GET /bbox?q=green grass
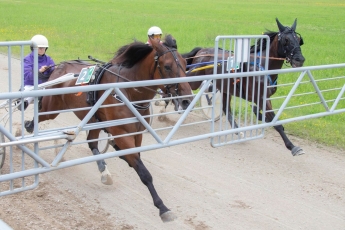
[1,0,344,150]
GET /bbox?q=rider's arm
[23,54,34,85]
[46,55,55,75]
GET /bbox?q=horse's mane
[111,34,178,67]
[111,42,153,68]
[114,44,130,57]
[250,30,278,53]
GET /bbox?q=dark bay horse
[24,35,193,222]
[182,18,305,156]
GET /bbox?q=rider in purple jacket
[19,34,55,111]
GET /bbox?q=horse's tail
[182,47,203,65]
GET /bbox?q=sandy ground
[0,54,345,230]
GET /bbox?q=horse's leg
[252,104,263,121]
[264,100,305,156]
[222,94,244,137]
[110,138,175,222]
[252,88,277,121]
[87,129,113,185]
[154,88,168,106]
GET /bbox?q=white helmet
[31,34,49,48]
[147,26,162,36]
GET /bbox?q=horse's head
[150,35,193,110]
[276,18,305,67]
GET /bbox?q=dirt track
[0,54,345,230]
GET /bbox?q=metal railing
[1,38,345,196]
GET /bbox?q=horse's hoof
[155,101,166,106]
[158,114,167,122]
[291,146,305,156]
[160,211,176,223]
[101,166,113,185]
[24,120,34,133]
[101,174,113,185]
[236,132,245,139]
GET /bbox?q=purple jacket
[23,52,55,86]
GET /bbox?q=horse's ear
[276,18,285,32]
[291,18,297,31]
[297,33,304,46]
[163,34,178,49]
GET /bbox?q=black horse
[182,18,305,156]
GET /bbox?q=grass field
[0,0,344,149]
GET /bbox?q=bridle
[277,28,304,65]
[152,46,186,98]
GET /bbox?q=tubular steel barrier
[1,37,345,196]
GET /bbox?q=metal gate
[208,36,345,148]
[1,37,345,197]
[208,35,270,147]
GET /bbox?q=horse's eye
[164,66,172,71]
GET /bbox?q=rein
[186,53,286,61]
[96,65,164,97]
[92,46,183,102]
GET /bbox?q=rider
[146,26,163,45]
[146,26,164,103]
[18,34,55,111]
[146,26,167,104]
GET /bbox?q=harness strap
[113,95,150,110]
[86,63,113,106]
[250,51,277,86]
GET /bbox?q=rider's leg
[17,85,41,111]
